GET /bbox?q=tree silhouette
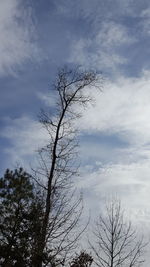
[0,168,44,266]
[70,251,93,267]
[33,67,99,266]
[90,200,146,267]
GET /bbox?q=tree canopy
[0,168,44,266]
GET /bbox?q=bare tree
[33,67,99,266]
[90,200,146,267]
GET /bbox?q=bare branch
[32,67,101,267]
[90,200,146,267]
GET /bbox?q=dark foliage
[0,168,44,267]
[70,251,93,267]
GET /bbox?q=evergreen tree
[0,168,44,266]
[70,251,93,267]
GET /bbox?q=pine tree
[70,251,93,267]
[0,168,44,266]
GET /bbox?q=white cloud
[0,0,38,76]
[141,8,150,18]
[140,7,150,35]
[96,21,135,48]
[37,91,57,108]
[74,70,150,238]
[78,158,150,229]
[55,0,138,20]
[1,116,49,166]
[69,21,135,71]
[78,70,150,146]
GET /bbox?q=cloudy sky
[1,0,150,262]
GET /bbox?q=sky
[1,0,150,264]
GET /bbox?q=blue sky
[1,0,150,263]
